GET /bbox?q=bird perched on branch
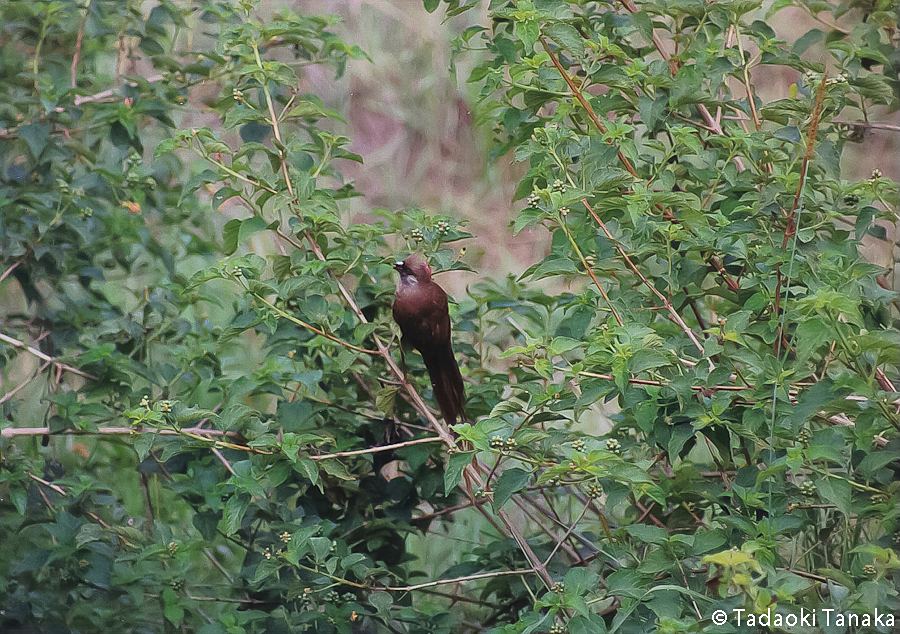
[392,254,466,425]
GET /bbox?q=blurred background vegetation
[305,0,899,288]
[1,0,898,632]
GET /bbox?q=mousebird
[392,255,466,425]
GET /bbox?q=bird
[392,254,467,425]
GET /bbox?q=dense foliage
[0,0,897,633]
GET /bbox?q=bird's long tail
[421,341,466,425]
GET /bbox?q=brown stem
[773,74,828,356]
[72,5,88,88]
[539,37,637,178]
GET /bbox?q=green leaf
[310,536,332,561]
[857,452,898,479]
[223,494,250,535]
[544,23,584,57]
[253,558,281,584]
[193,511,219,541]
[223,106,267,129]
[773,126,800,142]
[816,477,852,516]
[19,123,51,158]
[564,567,600,595]
[286,100,327,119]
[492,467,531,511]
[213,186,241,207]
[549,336,581,356]
[516,19,540,51]
[133,432,155,461]
[369,590,393,616]
[223,219,241,255]
[376,386,398,417]
[692,528,727,554]
[445,450,475,495]
[625,523,668,545]
[238,215,271,244]
[154,137,181,157]
[319,459,354,481]
[164,602,184,627]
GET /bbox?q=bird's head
[394,254,432,284]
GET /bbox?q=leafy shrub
[1,0,897,633]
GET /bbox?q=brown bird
[392,254,467,425]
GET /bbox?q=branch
[581,201,710,360]
[72,4,88,89]
[1,360,52,404]
[374,569,535,593]
[310,436,443,460]
[26,471,67,496]
[1,426,239,439]
[249,290,379,355]
[773,74,827,356]
[0,332,97,379]
[539,37,637,178]
[0,259,23,284]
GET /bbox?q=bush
[1,0,897,632]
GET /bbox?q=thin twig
[211,447,236,476]
[156,593,265,604]
[72,2,89,88]
[724,115,900,133]
[310,436,443,460]
[0,259,23,284]
[376,569,535,593]
[542,503,589,567]
[250,291,378,355]
[582,201,710,359]
[0,332,97,379]
[1,426,237,438]
[1,360,52,404]
[203,547,235,583]
[26,471,67,496]
[773,73,827,356]
[512,496,581,563]
[539,37,637,178]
